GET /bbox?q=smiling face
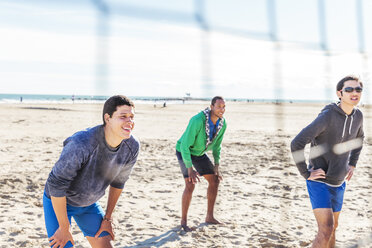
[104,105,135,142]
[337,80,362,107]
[210,99,226,119]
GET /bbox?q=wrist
[103,216,113,222]
[59,223,70,231]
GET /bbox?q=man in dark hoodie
[291,76,364,248]
[43,95,139,248]
[176,96,227,232]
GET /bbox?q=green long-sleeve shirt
[176,110,227,168]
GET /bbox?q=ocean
[0,94,329,105]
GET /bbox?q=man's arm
[180,116,203,184]
[348,122,364,167]
[46,140,87,247]
[212,122,226,181]
[49,196,74,247]
[46,140,86,197]
[290,111,329,179]
[180,116,202,169]
[95,186,123,240]
[346,121,364,181]
[96,144,139,239]
[212,122,226,166]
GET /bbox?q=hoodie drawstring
[349,115,353,135]
[342,114,354,138]
[342,115,348,138]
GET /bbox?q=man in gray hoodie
[43,95,139,248]
[291,75,364,248]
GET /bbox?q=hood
[202,107,224,148]
[321,102,356,116]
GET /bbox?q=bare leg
[328,212,340,248]
[86,235,112,248]
[181,178,195,231]
[203,174,221,224]
[312,208,334,248]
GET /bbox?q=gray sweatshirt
[44,125,139,207]
[291,103,364,186]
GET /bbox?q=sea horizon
[0,93,336,105]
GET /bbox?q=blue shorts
[176,150,215,178]
[43,193,109,248]
[306,180,346,212]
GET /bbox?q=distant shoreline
[0,93,345,105]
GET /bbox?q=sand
[0,102,371,248]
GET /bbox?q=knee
[318,223,334,239]
[185,182,195,193]
[209,176,220,187]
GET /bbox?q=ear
[336,90,342,99]
[104,113,111,125]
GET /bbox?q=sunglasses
[342,87,363,93]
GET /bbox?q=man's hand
[214,164,222,181]
[307,168,326,181]
[188,167,200,184]
[95,217,115,240]
[49,226,74,248]
[345,165,355,181]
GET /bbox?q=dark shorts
[306,180,346,212]
[176,150,215,178]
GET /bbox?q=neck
[210,112,219,124]
[339,102,354,115]
[103,126,122,148]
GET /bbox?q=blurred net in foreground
[89,0,372,246]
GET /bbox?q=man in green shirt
[176,96,227,232]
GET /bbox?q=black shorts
[176,150,215,178]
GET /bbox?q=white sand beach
[0,102,371,247]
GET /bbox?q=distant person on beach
[43,95,139,248]
[291,76,364,247]
[176,96,227,232]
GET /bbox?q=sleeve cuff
[348,160,357,167]
[110,182,125,189]
[48,190,67,198]
[185,162,193,168]
[301,171,310,180]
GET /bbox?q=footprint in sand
[16,240,31,247]
[299,240,311,247]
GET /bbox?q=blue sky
[0,0,371,102]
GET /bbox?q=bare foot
[205,217,222,225]
[181,221,195,232]
[181,224,193,232]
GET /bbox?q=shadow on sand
[123,226,182,248]
[122,223,215,248]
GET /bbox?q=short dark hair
[336,75,363,91]
[102,95,134,126]
[211,96,224,106]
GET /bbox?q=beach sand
[0,102,371,247]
